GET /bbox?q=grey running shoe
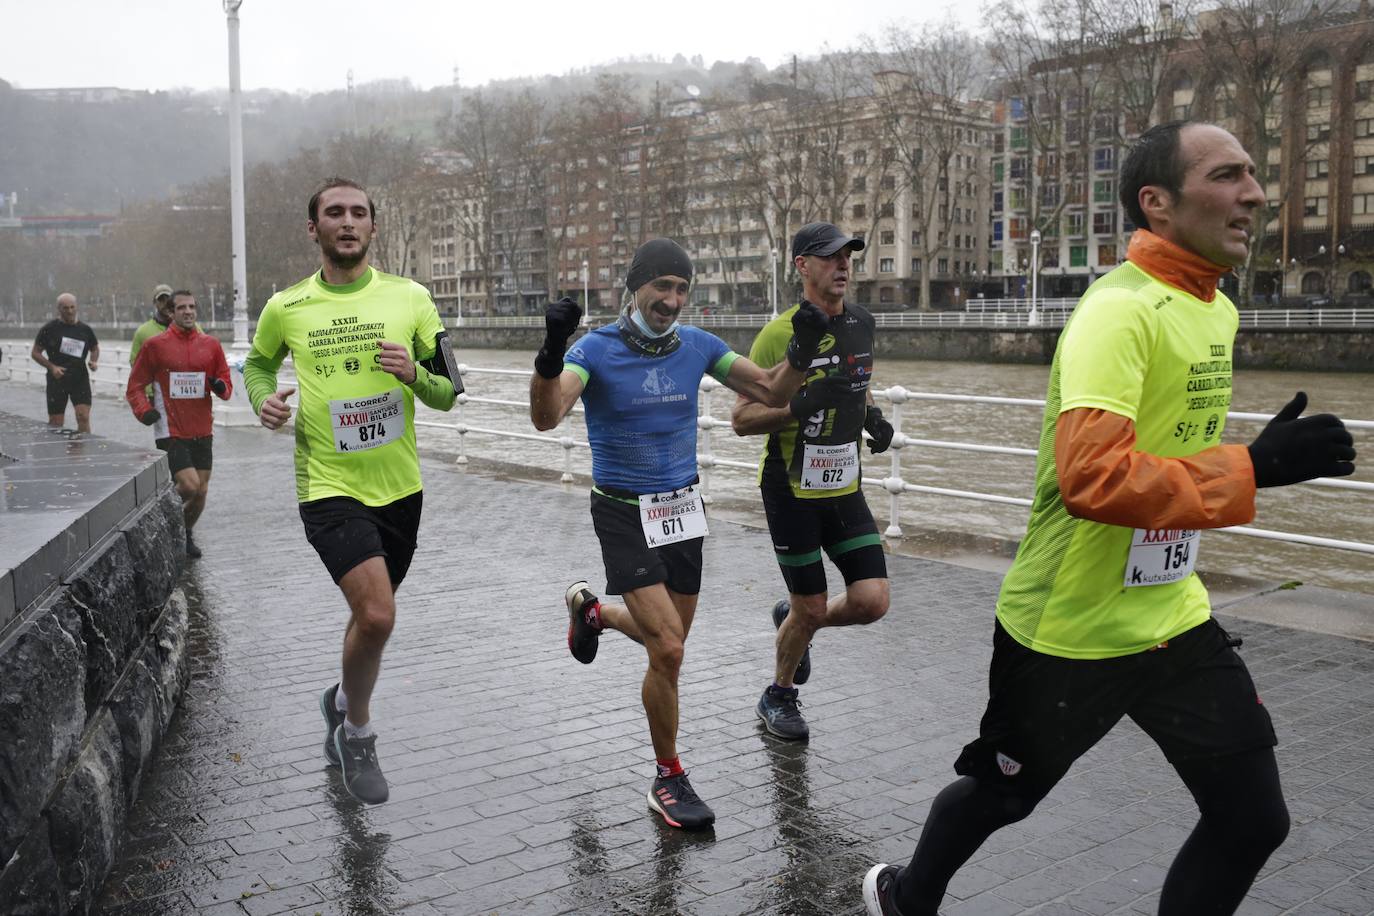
[862,863,904,915]
[565,580,601,664]
[185,534,202,559]
[333,725,389,805]
[647,772,716,829]
[756,684,809,740]
[319,684,344,767]
[772,599,811,685]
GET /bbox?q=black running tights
[892,748,1289,915]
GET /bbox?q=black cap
[791,222,865,259]
[625,238,694,292]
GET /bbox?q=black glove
[534,296,583,379]
[789,376,852,422]
[1247,391,1356,488]
[864,405,895,454]
[209,377,227,396]
[785,300,829,371]
[139,409,161,426]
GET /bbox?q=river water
[422,347,1373,596]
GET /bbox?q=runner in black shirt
[31,293,100,432]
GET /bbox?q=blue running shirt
[564,325,738,493]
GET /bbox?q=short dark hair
[171,289,195,300]
[307,177,376,223]
[1119,121,1192,232]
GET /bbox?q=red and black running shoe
[647,772,715,829]
[565,580,601,664]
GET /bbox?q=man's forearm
[529,374,566,430]
[732,400,794,436]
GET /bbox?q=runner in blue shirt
[530,238,836,829]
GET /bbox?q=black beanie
[625,238,693,292]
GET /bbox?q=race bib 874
[329,389,405,453]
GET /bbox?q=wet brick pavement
[2,381,1373,915]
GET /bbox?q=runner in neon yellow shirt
[129,284,175,367]
[245,178,459,806]
[864,123,1357,916]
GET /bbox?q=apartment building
[424,84,996,314]
[990,4,1374,304]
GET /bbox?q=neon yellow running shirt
[748,303,875,499]
[995,261,1238,659]
[244,268,451,506]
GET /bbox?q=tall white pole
[1028,229,1041,327]
[456,268,463,327]
[581,259,589,325]
[225,1,249,351]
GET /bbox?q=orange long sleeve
[1055,408,1257,530]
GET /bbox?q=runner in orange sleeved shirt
[126,290,233,559]
[862,122,1357,916]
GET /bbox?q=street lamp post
[1334,243,1347,301]
[769,247,779,319]
[455,268,463,327]
[581,259,589,325]
[1316,244,1345,300]
[1028,228,1042,326]
[224,0,249,352]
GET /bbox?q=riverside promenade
[2,381,1372,915]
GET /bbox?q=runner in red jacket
[127,290,233,559]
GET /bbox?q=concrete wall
[0,414,189,915]
[447,326,1374,372]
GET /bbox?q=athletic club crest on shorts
[996,751,1022,776]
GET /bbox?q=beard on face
[320,234,371,270]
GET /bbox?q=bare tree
[866,21,983,309]
[1200,0,1346,304]
[440,90,503,314]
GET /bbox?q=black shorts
[156,436,213,474]
[759,471,887,596]
[954,619,1278,796]
[299,492,423,587]
[590,489,704,596]
[46,372,92,415]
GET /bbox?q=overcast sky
[4,0,984,94]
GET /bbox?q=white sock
[343,717,375,740]
[334,682,348,713]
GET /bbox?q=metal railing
[3,345,1370,557]
[432,308,1374,330]
[416,365,1374,558]
[1,341,145,394]
[10,308,1374,335]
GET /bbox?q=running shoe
[333,725,389,805]
[185,534,203,559]
[319,683,344,766]
[771,599,811,685]
[647,772,715,829]
[756,684,810,740]
[862,863,904,915]
[565,580,601,664]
